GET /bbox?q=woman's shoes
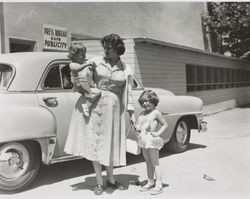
[106,180,126,190]
[93,184,104,195]
[93,181,126,195]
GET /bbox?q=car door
[126,76,145,155]
[36,61,80,158]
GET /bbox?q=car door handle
[43,97,58,106]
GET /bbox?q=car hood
[144,87,175,96]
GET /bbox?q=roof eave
[133,37,250,63]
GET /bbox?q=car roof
[0,52,68,64]
[0,52,95,91]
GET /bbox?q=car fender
[163,113,200,140]
[158,95,203,114]
[33,137,57,165]
[158,95,203,140]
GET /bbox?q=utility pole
[0,2,5,54]
[202,2,212,52]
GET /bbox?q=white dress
[137,115,164,150]
[64,56,134,167]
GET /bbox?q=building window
[186,64,250,92]
[9,38,36,53]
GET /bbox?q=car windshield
[0,64,13,89]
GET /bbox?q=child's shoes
[82,104,90,117]
[150,186,163,195]
[139,183,154,192]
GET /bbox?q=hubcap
[0,143,30,181]
[176,121,188,145]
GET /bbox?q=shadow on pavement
[188,143,207,150]
[30,158,93,190]
[28,142,206,191]
[70,174,169,194]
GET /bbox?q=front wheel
[0,141,41,193]
[166,119,190,153]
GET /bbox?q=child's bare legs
[148,148,163,195]
[77,81,91,117]
[140,148,155,191]
[82,87,101,117]
[142,148,155,181]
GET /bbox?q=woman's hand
[130,115,136,130]
[87,61,97,68]
[128,111,136,130]
[91,61,97,68]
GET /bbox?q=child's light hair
[138,89,159,107]
[68,41,87,60]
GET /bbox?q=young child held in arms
[68,41,101,117]
[135,90,168,195]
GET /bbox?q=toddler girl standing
[135,90,168,195]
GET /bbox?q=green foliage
[202,2,250,58]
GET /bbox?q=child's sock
[155,180,162,188]
[148,179,155,186]
[150,180,163,195]
[139,179,154,192]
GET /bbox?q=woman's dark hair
[138,90,159,107]
[68,41,87,60]
[101,33,125,56]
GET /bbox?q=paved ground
[1,107,250,199]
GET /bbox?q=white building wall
[2,2,205,53]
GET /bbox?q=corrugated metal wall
[81,38,250,106]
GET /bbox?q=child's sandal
[150,186,163,195]
[139,183,154,192]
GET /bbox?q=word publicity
[43,24,68,50]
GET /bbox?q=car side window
[132,76,144,90]
[44,65,61,89]
[43,63,73,90]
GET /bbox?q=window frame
[9,37,36,53]
[40,60,71,91]
[186,64,250,93]
[131,75,144,91]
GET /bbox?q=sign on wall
[43,24,68,51]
